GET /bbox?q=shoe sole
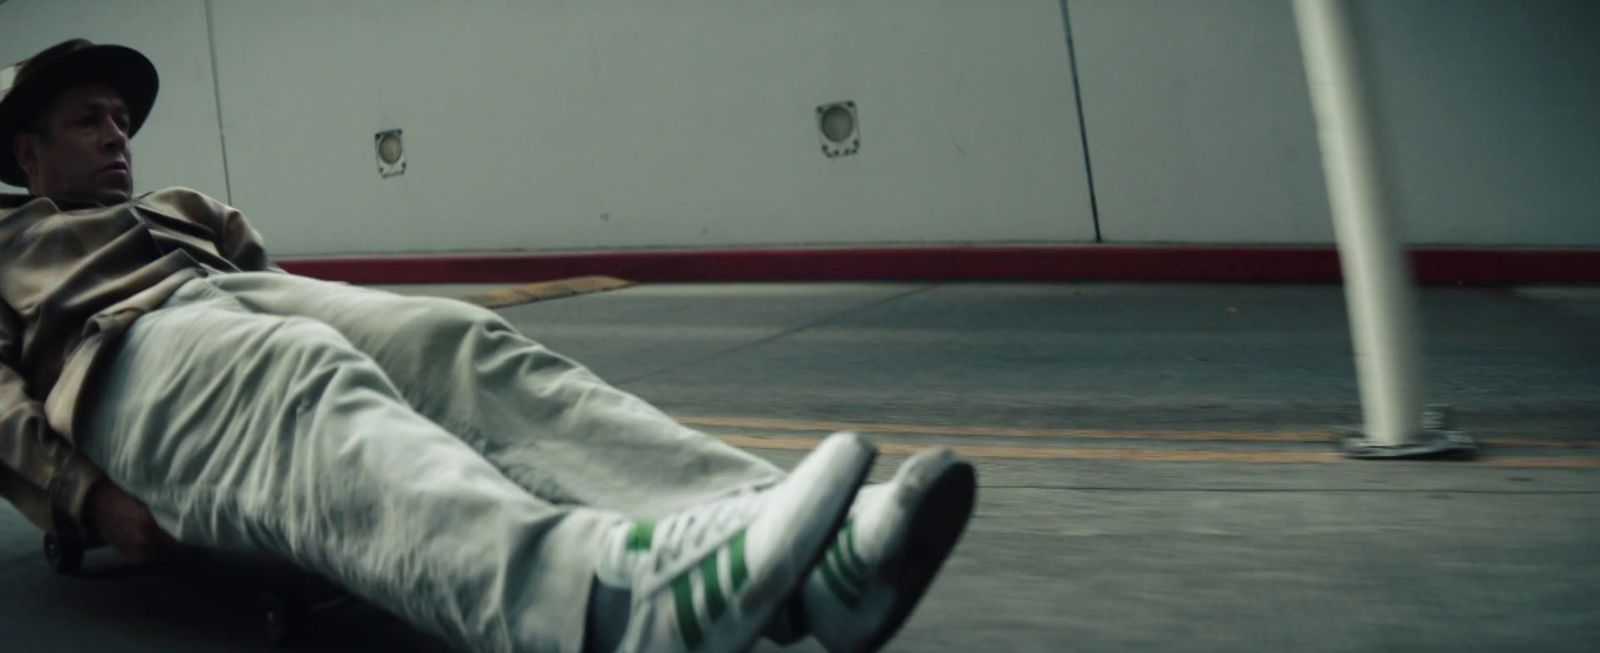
[855,450,977,653]
[731,434,878,653]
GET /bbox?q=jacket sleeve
[148,187,284,273]
[0,301,105,539]
[214,201,285,274]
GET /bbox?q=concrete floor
[2,282,1598,652]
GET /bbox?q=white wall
[1353,0,1600,246]
[0,0,228,200]
[206,0,1095,255]
[3,1,1597,254]
[1069,0,1600,246]
[1068,0,1334,244]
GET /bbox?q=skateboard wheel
[260,589,310,646]
[43,534,84,575]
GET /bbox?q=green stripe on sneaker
[840,521,870,579]
[671,574,704,648]
[700,552,728,621]
[729,531,750,591]
[833,523,869,589]
[830,541,866,593]
[818,550,862,608]
[626,521,655,551]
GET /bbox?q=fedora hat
[0,38,159,188]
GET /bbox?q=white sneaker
[609,432,877,653]
[798,448,976,653]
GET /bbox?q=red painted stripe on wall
[276,246,1600,285]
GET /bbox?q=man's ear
[12,133,38,180]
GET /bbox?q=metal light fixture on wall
[375,129,405,177]
[817,101,860,158]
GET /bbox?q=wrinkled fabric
[80,274,782,652]
[0,187,277,539]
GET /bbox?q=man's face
[12,84,134,204]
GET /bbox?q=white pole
[1292,0,1423,447]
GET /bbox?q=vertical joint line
[205,0,234,204]
[1060,1,1102,243]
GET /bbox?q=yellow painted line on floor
[680,415,1328,442]
[458,276,632,309]
[1473,456,1600,469]
[716,435,1342,464]
[680,415,1599,449]
[715,435,1600,469]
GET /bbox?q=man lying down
[0,38,975,653]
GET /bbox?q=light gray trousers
[78,272,783,653]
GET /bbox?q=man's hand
[86,480,178,563]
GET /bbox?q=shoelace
[646,490,765,578]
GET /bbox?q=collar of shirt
[0,193,116,212]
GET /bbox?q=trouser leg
[207,272,783,517]
[80,279,602,653]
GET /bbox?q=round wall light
[375,129,406,177]
[816,101,860,158]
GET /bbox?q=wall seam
[204,0,233,204]
[1060,0,1103,243]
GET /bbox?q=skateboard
[42,533,356,646]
